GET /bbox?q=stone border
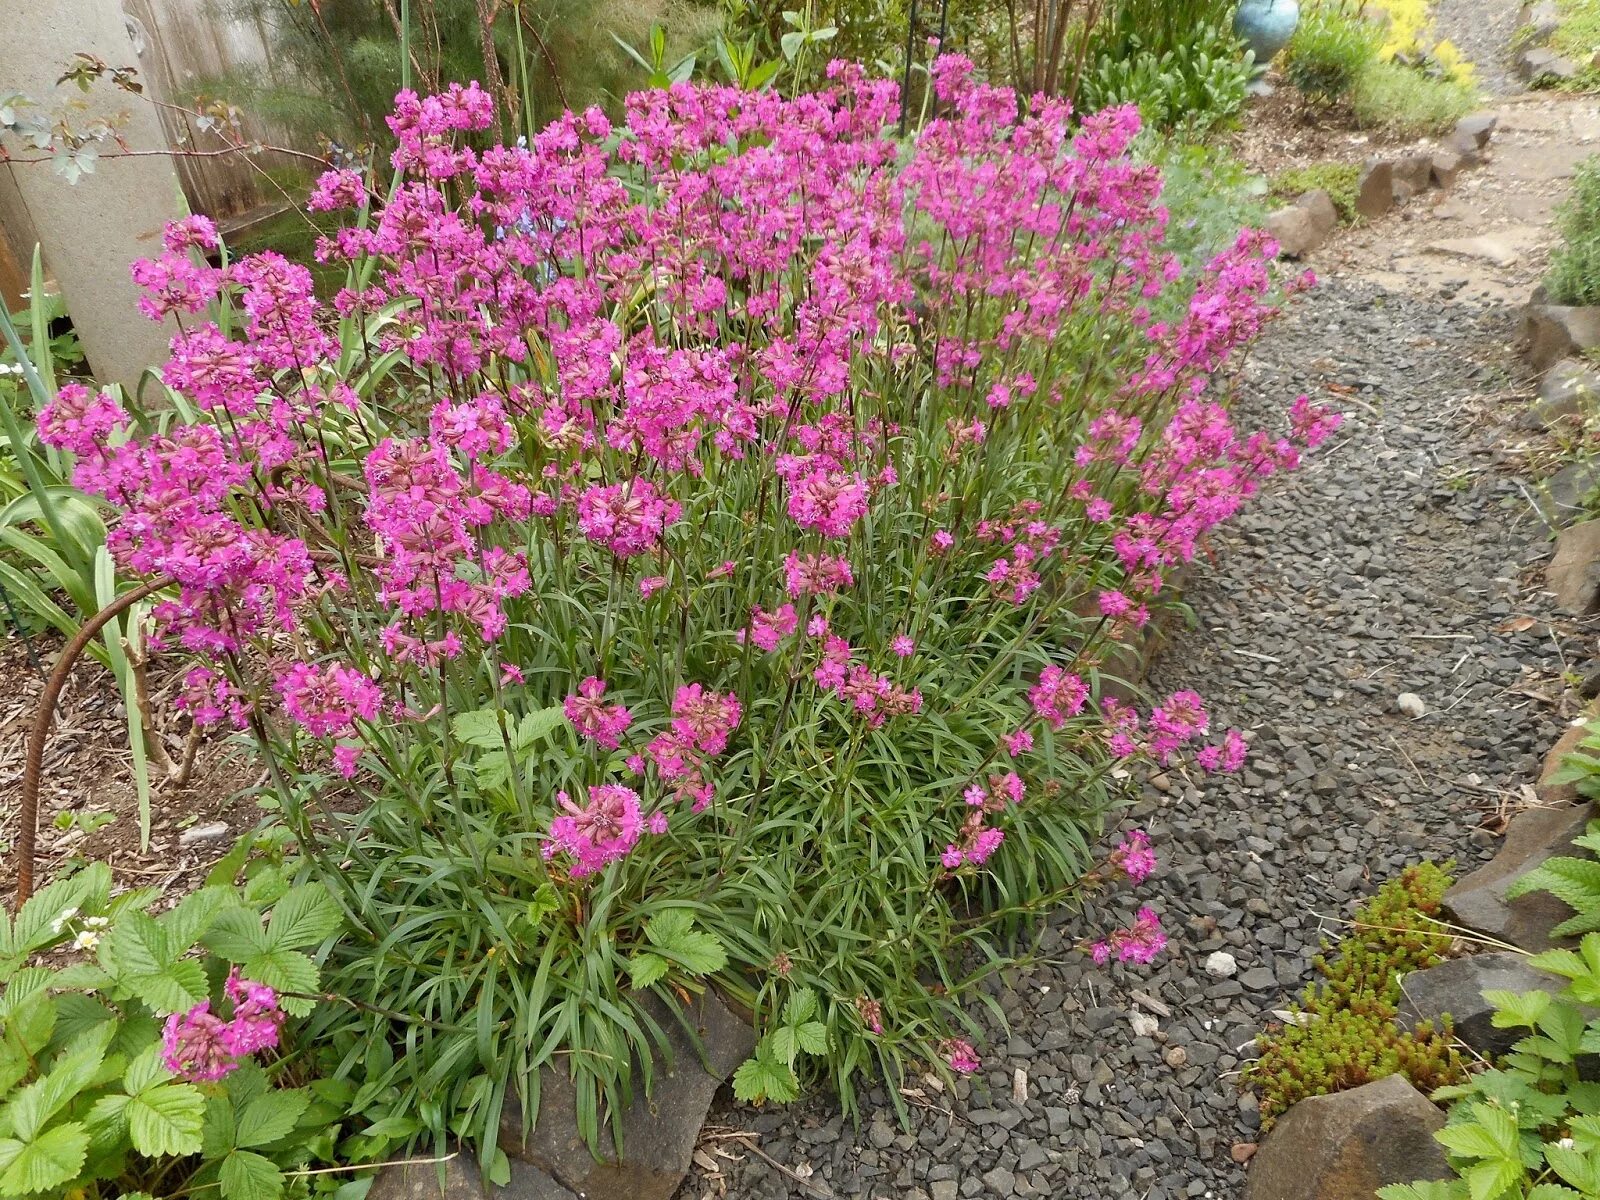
[1264,112,1499,259]
[1513,0,1587,84]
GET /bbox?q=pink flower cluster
[161,971,283,1083]
[639,685,742,811]
[40,55,1347,1086]
[547,784,645,877]
[1089,907,1167,966]
[565,677,632,749]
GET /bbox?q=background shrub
[1285,0,1381,104]
[1350,57,1477,134]
[1078,0,1251,132]
[1548,156,1600,307]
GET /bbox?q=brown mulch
[0,629,254,906]
[1223,74,1435,178]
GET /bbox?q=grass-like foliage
[39,59,1335,1156]
[1244,862,1466,1126]
[1548,157,1600,307]
[1269,162,1363,222]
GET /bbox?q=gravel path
[683,280,1581,1200]
[1435,0,1526,95]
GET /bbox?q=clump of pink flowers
[161,971,284,1083]
[1089,907,1168,966]
[52,56,1342,1099]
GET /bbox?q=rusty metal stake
[13,576,173,906]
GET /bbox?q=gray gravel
[1435,0,1528,95]
[678,280,1579,1200]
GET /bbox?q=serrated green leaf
[127,1082,205,1157]
[221,1149,284,1200]
[265,886,342,951]
[769,1026,797,1067]
[0,1123,90,1195]
[1544,1142,1600,1194]
[161,887,231,955]
[782,988,817,1026]
[795,1021,829,1056]
[730,1055,798,1105]
[1463,1155,1521,1200]
[233,948,318,1016]
[627,953,669,990]
[1376,1184,1463,1200]
[235,1089,309,1149]
[125,958,208,1017]
[450,709,506,749]
[203,907,272,962]
[1485,989,1550,1029]
[5,1025,110,1139]
[515,707,565,748]
[1526,1185,1584,1200]
[1436,1120,1512,1162]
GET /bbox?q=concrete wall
[0,0,187,389]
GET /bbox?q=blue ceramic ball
[1235,0,1301,65]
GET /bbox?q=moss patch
[1269,162,1363,222]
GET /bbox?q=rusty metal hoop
[13,576,173,905]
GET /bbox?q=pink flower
[1004,729,1034,756]
[671,684,741,754]
[892,635,915,658]
[1029,666,1088,730]
[163,215,220,254]
[783,552,855,598]
[162,1004,235,1082]
[942,1038,981,1075]
[162,974,283,1082]
[747,603,799,651]
[277,661,383,739]
[564,677,632,750]
[787,469,870,538]
[639,576,669,598]
[1109,829,1157,882]
[501,663,525,686]
[575,478,680,558]
[1090,907,1167,966]
[548,784,644,876]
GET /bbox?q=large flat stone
[368,1153,575,1200]
[1242,1075,1449,1200]
[1521,358,1600,429]
[1524,305,1600,372]
[1548,520,1600,614]
[1398,952,1570,1056]
[1357,160,1394,220]
[498,989,754,1200]
[1444,802,1594,951]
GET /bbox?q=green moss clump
[1269,162,1363,222]
[1242,862,1468,1127]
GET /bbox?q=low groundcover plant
[36,56,1338,1158]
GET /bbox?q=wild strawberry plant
[38,57,1336,1153]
